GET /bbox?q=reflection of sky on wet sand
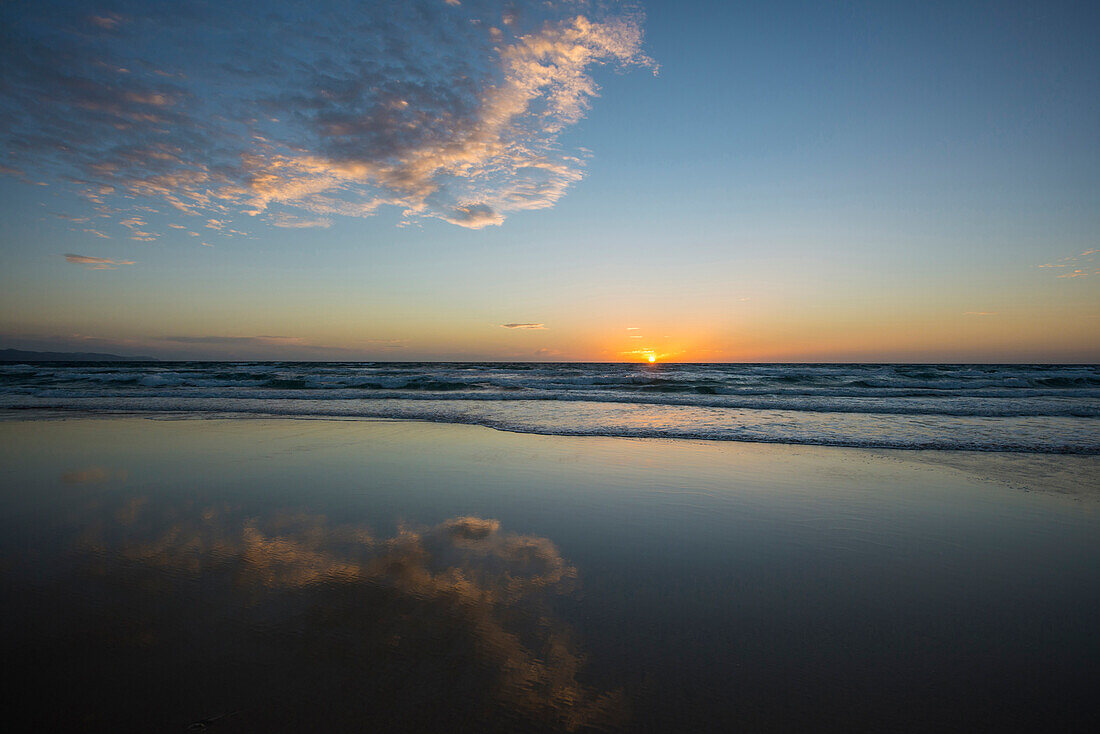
[2,417,1099,731]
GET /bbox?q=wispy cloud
[119,217,156,241]
[1039,249,1099,278]
[1,2,652,235]
[500,323,546,330]
[271,212,332,229]
[162,335,304,345]
[63,253,134,270]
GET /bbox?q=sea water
[2,361,1097,452]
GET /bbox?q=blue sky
[1,0,1097,361]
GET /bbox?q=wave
[1,396,1096,454]
[8,385,1098,417]
[2,363,1096,454]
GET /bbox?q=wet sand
[1,416,1097,731]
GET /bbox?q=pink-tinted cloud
[62,253,135,270]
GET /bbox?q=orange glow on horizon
[647,354,656,363]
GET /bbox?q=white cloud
[1,2,652,234]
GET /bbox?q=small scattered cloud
[500,323,546,329]
[63,253,135,270]
[119,217,156,241]
[441,204,503,230]
[362,338,407,349]
[88,14,123,30]
[271,212,332,229]
[1039,249,1098,278]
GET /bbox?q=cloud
[500,323,546,329]
[441,203,503,229]
[162,335,303,345]
[363,338,407,349]
[63,253,135,270]
[88,14,123,30]
[1,2,652,235]
[119,217,156,241]
[271,212,332,229]
[1039,249,1098,277]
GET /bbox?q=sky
[1,0,1097,362]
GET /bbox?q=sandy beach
[2,415,1097,732]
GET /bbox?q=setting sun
[647,354,656,363]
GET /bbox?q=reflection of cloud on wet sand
[72,506,623,731]
[60,465,128,484]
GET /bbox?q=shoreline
[1,402,1097,454]
[3,409,1097,502]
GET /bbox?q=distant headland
[0,348,158,362]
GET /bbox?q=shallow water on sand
[1,417,1098,731]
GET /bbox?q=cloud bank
[1,1,652,236]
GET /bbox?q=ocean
[2,361,1097,453]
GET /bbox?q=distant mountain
[0,348,158,362]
